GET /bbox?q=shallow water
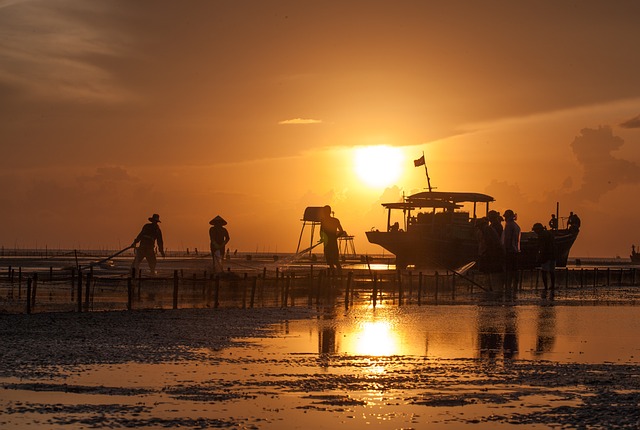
[2,304,640,429]
[265,304,640,364]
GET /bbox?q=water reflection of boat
[365,190,579,270]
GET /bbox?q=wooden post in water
[307,267,314,307]
[196,273,204,302]
[49,266,53,282]
[345,271,352,310]
[372,273,378,308]
[398,270,404,306]
[618,268,623,286]
[282,274,290,308]
[127,277,133,310]
[31,273,38,310]
[214,275,220,308]
[70,268,75,301]
[451,272,456,301]
[594,268,598,289]
[565,268,569,290]
[206,274,213,307]
[26,277,32,314]
[316,270,323,306]
[77,269,83,313]
[435,271,439,303]
[242,273,248,309]
[173,270,179,309]
[607,268,611,286]
[250,276,257,308]
[290,273,296,307]
[408,271,413,303]
[18,267,22,300]
[417,272,423,306]
[84,267,92,310]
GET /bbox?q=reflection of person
[477,305,518,360]
[320,205,345,272]
[533,222,556,298]
[209,215,230,273]
[501,209,521,298]
[132,213,165,275]
[535,304,556,356]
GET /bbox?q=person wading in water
[209,215,230,274]
[132,213,165,275]
[320,205,345,274]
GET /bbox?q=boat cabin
[381,191,495,232]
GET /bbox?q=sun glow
[354,145,404,188]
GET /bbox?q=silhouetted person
[209,215,230,274]
[487,210,503,238]
[320,205,345,273]
[567,211,581,233]
[533,222,556,299]
[475,217,502,274]
[548,214,558,231]
[501,209,520,299]
[132,213,165,275]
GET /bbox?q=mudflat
[1,304,640,429]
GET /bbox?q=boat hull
[366,228,578,270]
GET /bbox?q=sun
[354,145,404,188]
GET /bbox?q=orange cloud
[278,118,322,125]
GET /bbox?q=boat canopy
[381,191,494,210]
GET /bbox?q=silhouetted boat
[365,190,579,270]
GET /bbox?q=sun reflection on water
[353,320,399,357]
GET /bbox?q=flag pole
[422,151,432,192]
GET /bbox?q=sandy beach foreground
[1,306,639,429]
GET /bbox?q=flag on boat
[414,155,425,167]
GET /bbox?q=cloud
[278,118,323,125]
[569,126,640,201]
[79,166,139,183]
[0,0,131,103]
[620,115,640,129]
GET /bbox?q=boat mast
[422,151,432,192]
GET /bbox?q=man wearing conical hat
[132,213,165,275]
[209,215,230,273]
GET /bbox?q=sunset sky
[1,0,640,257]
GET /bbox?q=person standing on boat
[532,222,556,299]
[209,215,230,274]
[131,213,165,275]
[567,212,581,233]
[320,205,345,273]
[501,209,521,298]
[548,214,558,231]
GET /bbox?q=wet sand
[1,303,640,429]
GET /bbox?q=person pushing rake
[131,213,165,276]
